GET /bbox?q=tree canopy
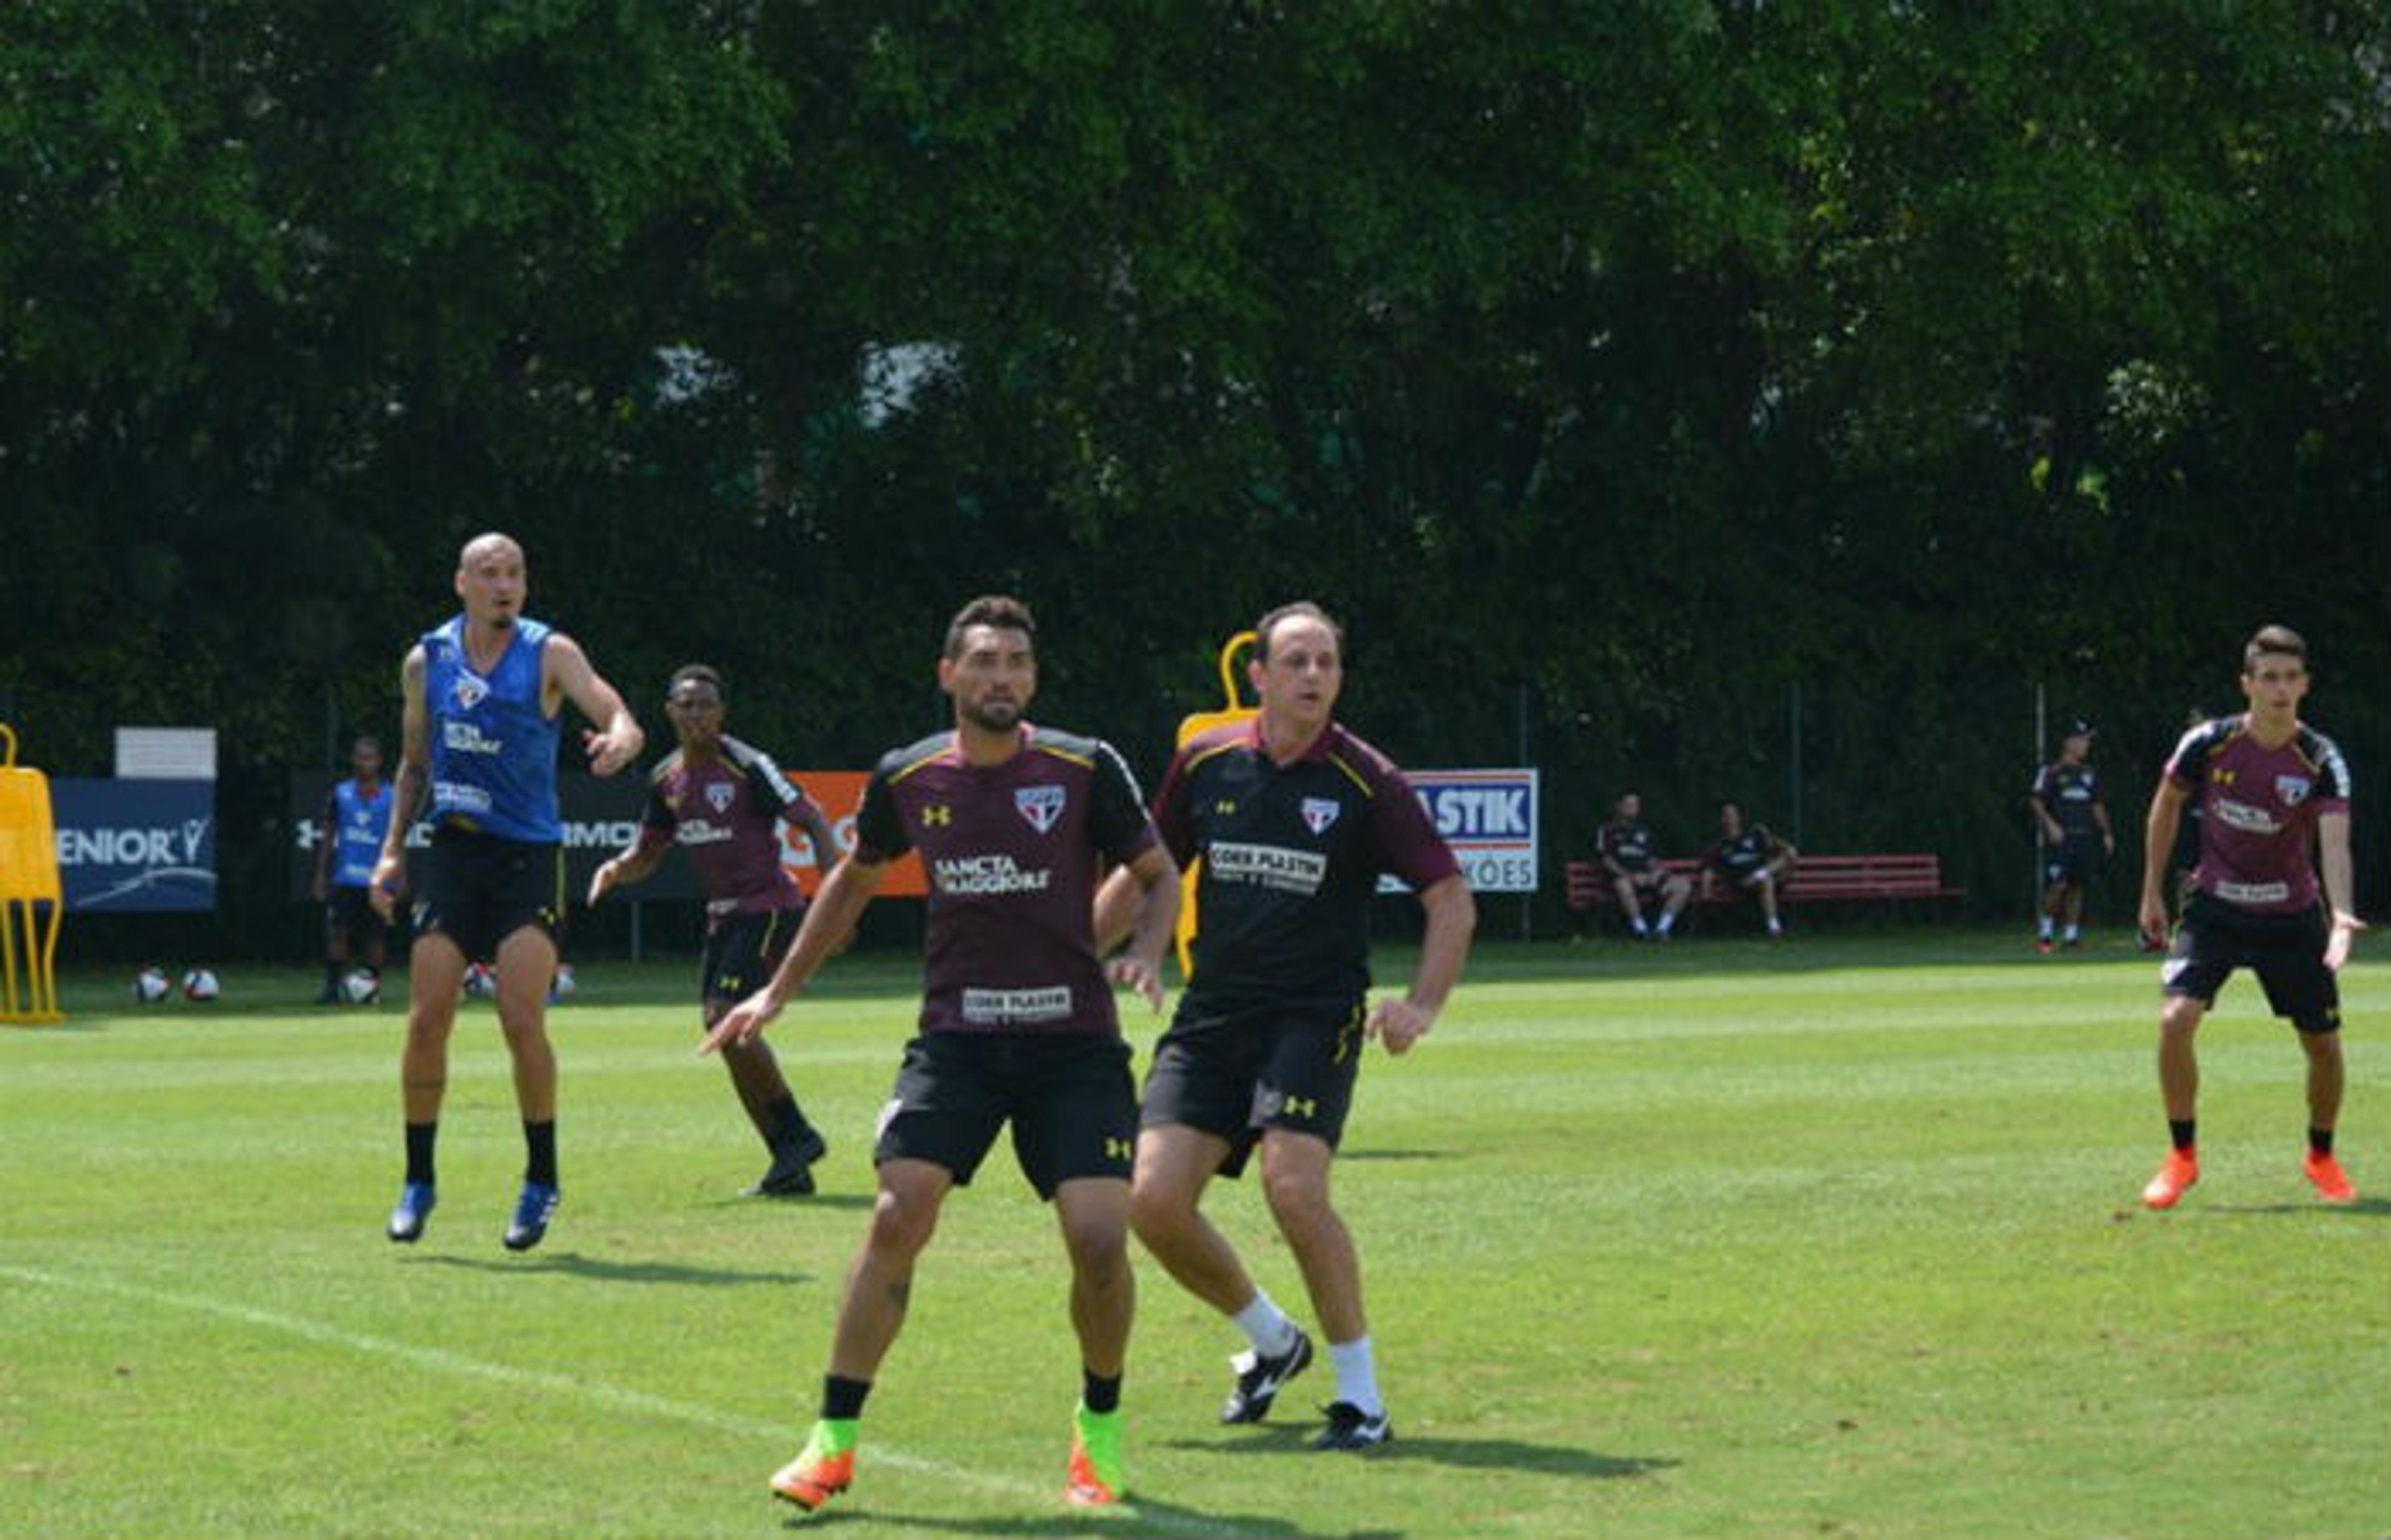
[4,1,2384,946]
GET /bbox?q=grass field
[2,930,2384,1539]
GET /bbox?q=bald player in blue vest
[370,532,643,1252]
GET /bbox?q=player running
[1102,601,1475,1452]
[587,664,841,1196]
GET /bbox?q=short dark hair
[1253,600,1342,663]
[2242,624,2308,672]
[1717,797,1743,817]
[351,733,382,755]
[667,663,724,697]
[944,595,1037,659]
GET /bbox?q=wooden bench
[1565,853,1963,915]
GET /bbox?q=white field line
[1,1261,1266,1534]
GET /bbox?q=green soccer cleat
[1065,1404,1126,1506]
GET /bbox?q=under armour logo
[1283,1096,1318,1119]
[922,804,952,827]
[1105,1137,1134,1161]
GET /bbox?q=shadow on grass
[796,1495,1394,1538]
[694,1190,879,1213]
[2204,1196,2391,1219]
[405,1251,816,1287]
[1168,1424,1674,1481]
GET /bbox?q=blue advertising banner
[1379,768,1540,893]
[50,779,218,912]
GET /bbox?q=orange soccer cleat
[2140,1149,2199,1210]
[2303,1151,2357,1205]
[770,1422,856,1513]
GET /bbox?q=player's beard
[960,695,1022,734]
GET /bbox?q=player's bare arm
[702,854,888,1055]
[1369,873,1475,1056]
[587,840,669,906]
[2318,809,2362,972]
[543,632,644,776]
[369,646,430,922]
[1103,844,1181,1012]
[2137,779,2187,946]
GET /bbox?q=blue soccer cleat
[502,1181,560,1251]
[387,1181,437,1244]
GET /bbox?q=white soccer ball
[547,963,575,1002]
[181,967,221,1003]
[133,965,171,1004]
[339,967,381,1005]
[462,961,498,999]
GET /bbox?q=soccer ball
[339,967,381,1006]
[547,963,575,1003]
[461,961,498,999]
[181,967,221,1003]
[133,965,171,1004]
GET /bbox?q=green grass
[2,931,2384,1539]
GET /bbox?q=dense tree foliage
[4,2,2383,951]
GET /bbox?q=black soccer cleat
[745,1128,828,1197]
[1220,1328,1314,1424]
[1309,1401,1393,1452]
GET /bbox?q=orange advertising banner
[781,771,927,898]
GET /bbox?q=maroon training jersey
[637,736,814,924]
[2164,714,2352,916]
[854,724,1158,1036]
[1156,719,1462,1005]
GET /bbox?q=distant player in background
[704,596,1179,1513]
[2030,719,2113,951]
[587,664,841,1197]
[1102,601,1475,1453]
[1702,798,1798,937]
[371,532,644,1252]
[311,733,394,1003]
[2136,625,2361,1211]
[1595,790,1691,940]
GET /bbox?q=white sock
[2038,918,2054,939]
[2063,924,2080,942]
[1766,918,1783,935]
[1630,918,1649,936]
[1656,913,1676,936]
[1230,1291,1300,1359]
[1326,1336,1382,1416]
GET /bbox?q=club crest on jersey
[450,672,489,711]
[1016,784,1066,833]
[2275,774,2311,807]
[705,782,736,814]
[1301,797,1341,835]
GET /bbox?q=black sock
[405,1121,438,1186]
[524,1120,558,1188]
[2167,1119,2196,1153]
[823,1374,872,1422]
[1082,1371,1122,1415]
[765,1096,810,1152]
[2309,1126,2334,1157]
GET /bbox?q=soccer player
[704,596,1179,1512]
[310,733,395,1003]
[1595,790,1689,939]
[2135,624,2362,1210]
[1702,798,1798,937]
[2030,719,2114,951]
[370,532,644,1251]
[586,664,841,1196]
[1104,601,1475,1452]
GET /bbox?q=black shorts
[1141,994,1367,1178]
[874,1032,1137,1200]
[700,908,803,1003]
[413,827,564,964]
[2043,836,2101,886]
[324,886,385,944]
[2162,893,2339,1035]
